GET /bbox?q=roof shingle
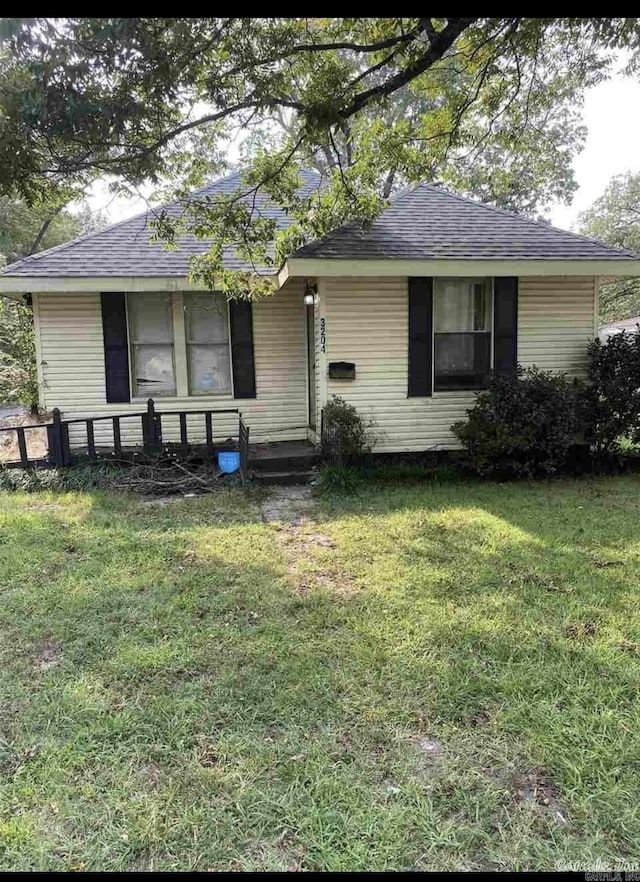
[292,183,640,261]
[1,170,321,278]
[2,174,637,279]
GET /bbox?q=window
[128,293,176,396]
[126,292,234,399]
[184,293,232,395]
[434,279,492,391]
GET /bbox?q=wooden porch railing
[0,398,249,477]
[320,407,342,468]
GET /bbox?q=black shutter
[100,293,130,403]
[229,300,256,398]
[493,277,518,374]
[408,277,433,397]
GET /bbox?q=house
[599,315,640,340]
[1,171,640,456]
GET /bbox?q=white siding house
[32,283,309,448]
[1,172,639,457]
[307,275,598,452]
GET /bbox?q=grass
[1,477,640,870]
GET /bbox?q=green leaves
[1,18,639,296]
[584,330,640,454]
[0,297,37,409]
[579,172,640,321]
[0,198,106,408]
[453,368,584,478]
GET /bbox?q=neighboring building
[599,316,640,340]
[1,171,640,453]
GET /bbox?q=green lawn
[1,476,640,870]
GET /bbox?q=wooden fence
[0,398,250,477]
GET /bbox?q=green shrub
[315,464,364,495]
[453,367,583,478]
[583,330,640,455]
[321,396,374,464]
[0,297,38,411]
[0,467,48,492]
[0,458,238,495]
[0,461,124,493]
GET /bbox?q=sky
[79,64,640,235]
[548,72,640,230]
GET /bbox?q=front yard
[1,476,640,870]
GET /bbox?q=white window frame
[432,277,494,393]
[127,292,234,400]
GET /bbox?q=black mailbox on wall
[328,361,356,380]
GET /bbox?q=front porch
[0,400,321,483]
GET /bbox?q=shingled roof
[0,170,322,278]
[292,183,640,262]
[2,173,638,280]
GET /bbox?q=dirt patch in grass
[407,734,447,784]
[303,531,336,548]
[564,621,599,640]
[196,741,221,769]
[510,768,567,822]
[468,708,493,728]
[590,557,625,569]
[619,639,640,656]
[296,568,357,597]
[484,764,568,825]
[508,569,574,594]
[275,524,335,553]
[35,636,63,672]
[240,829,307,872]
[0,743,41,779]
[139,762,162,789]
[276,523,357,597]
[274,828,307,871]
[274,521,357,597]
[413,736,444,756]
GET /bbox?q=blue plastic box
[218,451,240,474]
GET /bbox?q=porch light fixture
[304,281,317,306]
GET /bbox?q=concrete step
[249,453,319,473]
[253,469,316,486]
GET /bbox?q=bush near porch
[452,367,583,479]
[452,330,640,478]
[1,478,640,870]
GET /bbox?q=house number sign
[320,317,326,353]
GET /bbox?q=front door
[306,304,316,430]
